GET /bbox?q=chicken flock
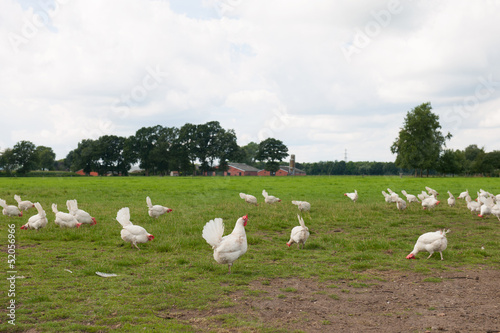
[3,184,499,273]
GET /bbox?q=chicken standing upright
[202,215,248,274]
[406,229,450,260]
[344,190,358,202]
[146,196,172,218]
[67,199,97,225]
[287,215,310,249]
[447,191,456,207]
[239,193,257,205]
[14,195,34,211]
[116,207,154,250]
[0,198,23,217]
[52,204,81,228]
[292,200,311,212]
[382,191,393,203]
[21,203,48,230]
[262,189,281,204]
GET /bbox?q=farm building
[257,166,307,176]
[224,163,259,176]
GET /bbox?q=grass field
[1,175,499,332]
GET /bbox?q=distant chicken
[387,188,399,202]
[292,200,311,212]
[422,197,440,210]
[21,203,48,230]
[52,203,81,228]
[14,195,34,211]
[406,229,450,260]
[116,207,154,250]
[344,190,358,202]
[396,197,407,211]
[401,190,419,204]
[458,190,469,200]
[146,196,172,218]
[382,191,393,203]
[239,193,258,205]
[202,215,248,274]
[491,204,500,221]
[262,189,281,204]
[287,215,310,249]
[466,194,481,214]
[0,198,23,217]
[425,186,439,198]
[447,191,456,207]
[417,191,430,202]
[478,196,495,218]
[66,199,97,225]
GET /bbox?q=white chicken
[422,197,440,210]
[202,215,248,274]
[52,203,81,228]
[382,191,393,203]
[262,189,281,204]
[14,194,34,211]
[239,193,258,205]
[387,188,399,202]
[116,207,154,250]
[491,204,500,221]
[396,197,407,211]
[20,203,48,231]
[466,194,481,214]
[478,196,495,218]
[406,229,450,260]
[447,191,456,207]
[417,191,430,202]
[458,190,469,200]
[146,196,172,218]
[401,190,420,204]
[66,199,97,225]
[0,198,23,217]
[291,200,311,212]
[344,190,358,202]
[286,215,310,249]
[425,186,439,198]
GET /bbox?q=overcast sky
[2,0,500,163]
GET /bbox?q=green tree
[390,102,452,177]
[13,140,39,174]
[256,138,289,175]
[131,125,164,176]
[234,142,259,166]
[69,139,98,175]
[36,146,56,171]
[436,149,463,176]
[177,123,199,175]
[0,148,17,174]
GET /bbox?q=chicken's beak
[242,215,248,226]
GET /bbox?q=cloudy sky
[2,0,500,163]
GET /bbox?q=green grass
[0,175,499,332]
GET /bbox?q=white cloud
[1,0,500,161]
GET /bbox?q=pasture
[0,175,499,332]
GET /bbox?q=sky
[2,0,500,163]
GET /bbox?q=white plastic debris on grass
[96,272,118,278]
[65,269,73,273]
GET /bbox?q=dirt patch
[169,268,500,332]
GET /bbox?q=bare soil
[169,268,500,333]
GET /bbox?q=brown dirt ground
[167,268,500,333]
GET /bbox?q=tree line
[0,121,289,176]
[1,105,500,176]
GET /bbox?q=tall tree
[13,140,39,174]
[131,125,164,176]
[256,138,289,175]
[177,123,199,175]
[36,146,56,171]
[69,139,98,175]
[390,102,452,177]
[0,148,17,174]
